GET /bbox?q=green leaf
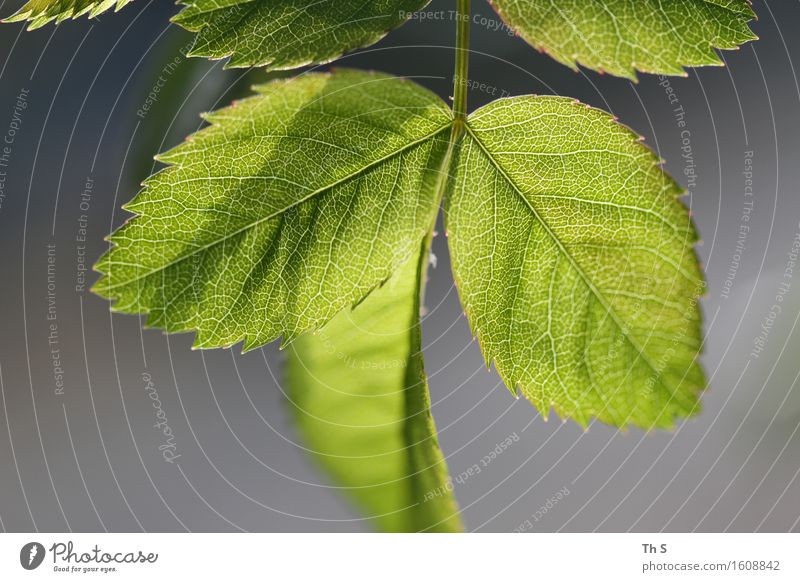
[491,0,757,79]
[173,0,431,69]
[93,70,453,350]
[3,0,131,29]
[446,96,705,429]
[288,240,463,532]
[128,28,284,186]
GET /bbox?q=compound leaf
[2,0,131,28]
[491,0,757,79]
[288,241,462,532]
[446,96,705,429]
[93,70,453,350]
[173,0,431,69]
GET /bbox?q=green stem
[395,0,475,531]
[426,0,470,213]
[452,0,471,131]
[409,0,473,354]
[425,0,471,220]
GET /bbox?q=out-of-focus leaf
[288,242,462,532]
[3,0,131,29]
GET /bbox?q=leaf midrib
[99,122,453,292]
[462,122,671,386]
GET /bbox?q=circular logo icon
[20,542,46,570]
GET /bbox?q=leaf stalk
[452,0,471,135]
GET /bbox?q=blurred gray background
[0,0,799,532]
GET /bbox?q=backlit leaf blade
[288,242,463,532]
[173,0,431,69]
[446,96,705,429]
[93,70,452,350]
[3,0,131,29]
[491,0,757,79]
